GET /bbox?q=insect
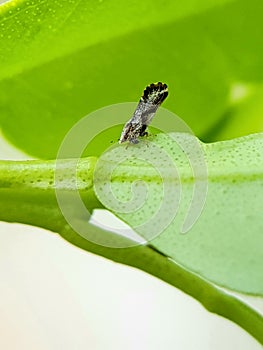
[119,82,168,144]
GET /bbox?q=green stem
[0,158,262,345]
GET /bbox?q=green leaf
[94,132,263,295]
[0,0,263,158]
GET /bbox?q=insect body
[119,82,168,144]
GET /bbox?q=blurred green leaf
[0,0,262,158]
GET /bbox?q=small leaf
[94,132,263,295]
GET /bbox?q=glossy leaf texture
[0,0,263,158]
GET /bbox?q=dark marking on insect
[119,82,168,144]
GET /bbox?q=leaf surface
[0,0,263,158]
[94,133,263,295]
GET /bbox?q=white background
[0,135,263,350]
